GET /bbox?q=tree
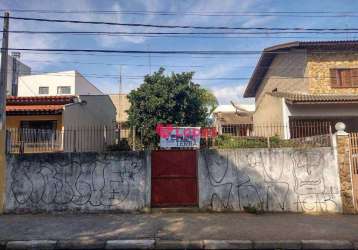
[127,68,217,146]
[201,88,219,120]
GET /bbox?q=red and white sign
[156,124,201,148]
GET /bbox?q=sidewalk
[0,212,358,249]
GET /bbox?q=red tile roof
[6,95,76,105]
[6,96,76,115]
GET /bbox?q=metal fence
[219,121,332,138]
[6,122,335,154]
[6,125,118,154]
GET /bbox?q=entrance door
[151,150,198,207]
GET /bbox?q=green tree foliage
[127,68,217,146]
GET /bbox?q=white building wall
[18,71,76,96]
[18,70,103,96]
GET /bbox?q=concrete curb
[1,239,358,250]
[56,239,105,249]
[105,240,155,249]
[301,240,353,250]
[156,240,203,249]
[253,240,301,250]
[203,240,253,249]
[6,240,57,250]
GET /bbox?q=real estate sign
[158,126,201,148]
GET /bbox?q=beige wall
[6,115,63,130]
[253,94,285,137]
[109,94,130,124]
[255,49,308,105]
[307,50,358,94]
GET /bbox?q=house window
[57,86,71,94]
[330,68,358,88]
[20,120,57,143]
[38,86,49,95]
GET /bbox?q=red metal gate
[151,150,198,207]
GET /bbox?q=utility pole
[117,65,123,143]
[0,12,9,214]
[119,64,123,94]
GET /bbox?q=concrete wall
[5,151,150,213]
[4,147,344,214]
[63,95,116,127]
[62,95,117,152]
[198,148,342,213]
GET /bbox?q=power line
[6,48,267,55]
[3,9,358,18]
[15,70,344,81]
[23,59,204,68]
[8,48,358,55]
[22,58,357,71]
[4,15,358,31]
[15,51,257,58]
[4,30,358,38]
[5,30,358,35]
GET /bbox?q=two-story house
[244,40,358,138]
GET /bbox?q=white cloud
[210,84,252,104]
[196,63,238,79]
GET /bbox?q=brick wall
[307,50,358,94]
[336,134,356,213]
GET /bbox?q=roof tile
[269,91,358,104]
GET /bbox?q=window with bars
[330,68,358,88]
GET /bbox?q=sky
[1,0,358,104]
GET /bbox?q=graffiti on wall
[6,153,146,212]
[201,149,341,213]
